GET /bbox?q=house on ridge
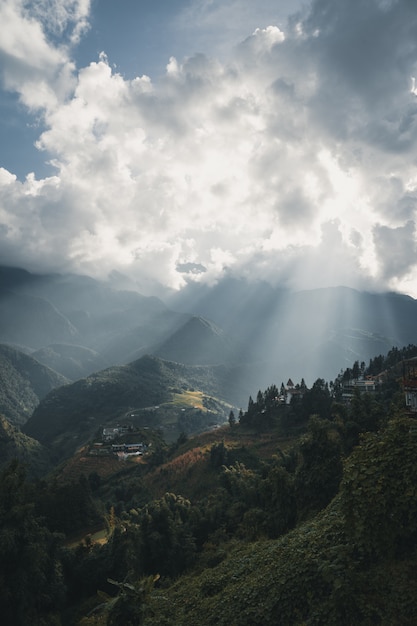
[403,357,417,413]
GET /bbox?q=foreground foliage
[139,418,417,625]
[3,346,417,624]
[0,461,66,625]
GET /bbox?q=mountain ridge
[154,315,239,365]
[2,265,417,392]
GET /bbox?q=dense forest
[2,344,417,624]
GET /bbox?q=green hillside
[23,355,243,459]
[3,346,417,625]
[0,415,52,478]
[133,417,417,626]
[0,344,68,426]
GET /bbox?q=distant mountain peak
[154,315,236,366]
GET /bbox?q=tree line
[1,345,415,623]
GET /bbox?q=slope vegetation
[0,344,68,426]
[23,355,244,459]
[142,418,417,626]
[3,347,417,624]
[0,415,51,478]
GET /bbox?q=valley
[2,2,417,623]
[1,266,417,624]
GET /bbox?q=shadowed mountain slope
[0,291,79,349]
[0,415,52,478]
[0,344,68,426]
[168,280,417,385]
[0,266,188,367]
[2,266,417,393]
[154,315,239,365]
[23,355,249,459]
[33,343,110,381]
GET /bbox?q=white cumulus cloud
[1,0,417,297]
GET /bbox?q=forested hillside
[0,415,52,478]
[1,345,417,624]
[23,354,250,460]
[0,344,68,426]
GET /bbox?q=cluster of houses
[88,424,148,460]
[88,359,417,461]
[260,360,417,415]
[279,374,387,406]
[340,375,383,403]
[339,358,417,414]
[111,442,147,460]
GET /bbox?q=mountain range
[168,278,417,385]
[2,267,417,625]
[1,265,417,459]
[2,266,417,391]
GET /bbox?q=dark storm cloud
[299,0,417,149]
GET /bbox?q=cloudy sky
[1,0,417,298]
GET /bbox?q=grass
[179,422,296,460]
[142,423,298,501]
[169,390,206,410]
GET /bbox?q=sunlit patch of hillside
[170,390,206,410]
[143,424,297,501]
[143,447,210,500]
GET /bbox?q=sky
[1,0,417,298]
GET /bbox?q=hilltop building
[341,376,381,403]
[403,357,417,413]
